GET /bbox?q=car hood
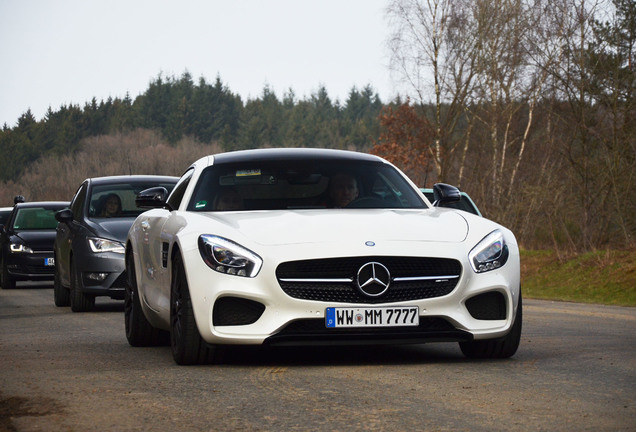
[87,217,136,242]
[12,230,57,250]
[196,209,469,246]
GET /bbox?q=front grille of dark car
[276,256,462,304]
[21,265,54,275]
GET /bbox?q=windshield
[90,182,177,219]
[188,160,426,211]
[12,207,60,230]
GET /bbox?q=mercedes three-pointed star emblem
[356,262,391,297]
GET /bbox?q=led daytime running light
[88,237,125,254]
[10,243,33,254]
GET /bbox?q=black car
[0,201,70,289]
[54,175,178,311]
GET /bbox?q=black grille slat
[277,256,462,304]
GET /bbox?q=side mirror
[55,208,73,223]
[432,183,461,206]
[136,187,169,209]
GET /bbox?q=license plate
[325,306,419,328]
[44,258,55,266]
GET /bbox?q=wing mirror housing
[432,183,461,206]
[55,208,73,223]
[136,187,169,209]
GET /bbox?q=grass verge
[520,249,636,307]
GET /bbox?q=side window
[166,169,194,210]
[70,182,87,218]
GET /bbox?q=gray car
[54,175,178,311]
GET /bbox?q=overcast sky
[0,0,399,127]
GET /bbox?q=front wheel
[70,258,95,312]
[459,293,523,359]
[1,260,16,290]
[53,262,70,306]
[125,252,168,346]
[170,254,220,365]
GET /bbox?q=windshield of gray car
[89,182,177,218]
[188,160,427,211]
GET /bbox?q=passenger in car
[100,194,122,217]
[327,173,359,208]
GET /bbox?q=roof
[212,148,385,165]
[85,175,179,186]
[13,201,70,209]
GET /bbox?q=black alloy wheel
[170,254,219,365]
[70,258,95,312]
[53,260,70,306]
[124,252,168,346]
[1,259,16,290]
[459,292,523,359]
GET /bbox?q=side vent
[213,297,266,326]
[465,291,507,320]
[161,242,169,268]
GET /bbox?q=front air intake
[212,297,265,326]
[465,291,507,320]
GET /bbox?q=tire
[1,260,16,290]
[125,252,169,347]
[170,254,219,365]
[70,258,95,312]
[459,292,523,359]
[53,262,70,306]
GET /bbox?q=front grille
[24,265,55,275]
[276,256,462,304]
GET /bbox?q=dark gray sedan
[53,175,178,311]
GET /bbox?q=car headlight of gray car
[88,237,125,254]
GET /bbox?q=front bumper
[180,243,521,346]
[76,252,127,299]
[5,252,55,281]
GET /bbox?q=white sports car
[125,148,521,365]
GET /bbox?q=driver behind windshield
[327,173,359,208]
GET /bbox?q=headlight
[198,235,262,278]
[88,237,125,254]
[469,230,509,273]
[10,243,33,253]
